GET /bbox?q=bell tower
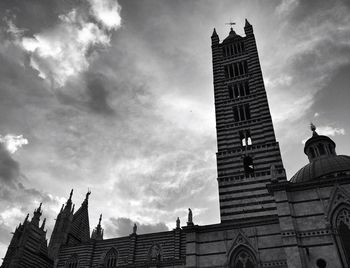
[211,20,286,223]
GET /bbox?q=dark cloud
[0,144,19,186]
[287,0,350,23]
[312,64,350,116]
[106,217,169,237]
[0,145,57,212]
[86,73,115,115]
[0,0,86,36]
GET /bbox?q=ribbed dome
[290,155,350,183]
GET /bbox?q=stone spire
[244,18,253,35]
[24,213,29,223]
[91,214,104,240]
[48,189,75,259]
[40,218,46,230]
[31,203,42,226]
[63,189,74,213]
[211,28,219,45]
[176,217,180,229]
[211,28,218,37]
[82,189,91,207]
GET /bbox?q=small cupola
[304,123,336,162]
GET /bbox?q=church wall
[272,181,350,268]
[56,229,186,268]
[56,243,95,267]
[90,237,130,266]
[185,221,287,268]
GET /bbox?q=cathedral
[2,20,350,268]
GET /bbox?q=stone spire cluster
[2,203,51,267]
[48,190,92,260]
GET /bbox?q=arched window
[243,156,254,176]
[328,144,334,154]
[336,208,350,264]
[309,147,316,158]
[104,248,118,267]
[66,255,78,268]
[230,247,256,268]
[318,143,326,155]
[239,130,252,147]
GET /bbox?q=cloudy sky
[0,0,350,261]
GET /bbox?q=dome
[290,123,350,183]
[290,155,350,183]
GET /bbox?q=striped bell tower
[211,20,286,223]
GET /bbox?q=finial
[99,214,102,225]
[176,217,180,229]
[310,122,318,136]
[25,213,29,222]
[38,202,42,212]
[71,204,75,213]
[211,28,218,37]
[86,189,91,200]
[245,18,251,27]
[82,189,91,207]
[69,189,73,200]
[60,204,64,212]
[310,122,316,131]
[133,223,137,234]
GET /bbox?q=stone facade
[1,20,350,268]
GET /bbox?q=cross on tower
[225,21,236,28]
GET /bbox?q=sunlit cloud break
[88,0,122,30]
[317,126,346,136]
[13,0,122,88]
[0,134,29,154]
